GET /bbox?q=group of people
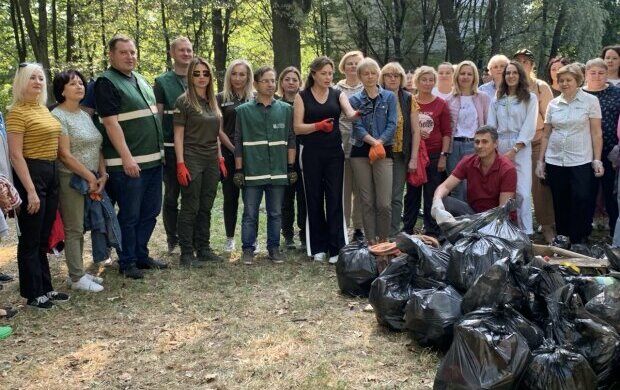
[0,33,619,317]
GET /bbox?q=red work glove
[314,118,334,133]
[218,157,228,178]
[176,162,192,187]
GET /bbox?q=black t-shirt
[297,87,342,149]
[94,68,138,117]
[216,92,248,140]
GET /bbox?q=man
[153,36,193,254]
[479,54,509,99]
[95,35,168,279]
[431,126,516,224]
[233,66,297,265]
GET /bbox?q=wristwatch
[512,146,520,153]
[440,152,450,157]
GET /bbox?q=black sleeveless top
[298,87,342,149]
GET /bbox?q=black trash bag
[368,256,416,331]
[545,284,620,388]
[521,342,598,390]
[603,245,620,271]
[461,257,529,314]
[552,235,571,250]
[585,282,620,334]
[590,244,605,259]
[520,256,566,326]
[565,276,620,302]
[403,285,462,350]
[335,241,378,297]
[447,234,523,292]
[433,307,532,390]
[394,234,450,281]
[411,274,446,289]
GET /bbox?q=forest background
[1,0,619,108]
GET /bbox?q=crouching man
[233,66,297,265]
[431,125,517,224]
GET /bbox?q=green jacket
[154,71,186,147]
[97,68,163,171]
[236,99,292,186]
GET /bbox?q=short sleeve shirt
[52,107,103,173]
[544,89,602,167]
[6,101,61,160]
[455,95,478,138]
[452,153,517,213]
[173,94,220,158]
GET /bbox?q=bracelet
[512,146,519,153]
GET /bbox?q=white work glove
[592,160,604,178]
[431,198,456,225]
[535,160,546,179]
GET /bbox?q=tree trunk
[212,7,228,90]
[391,0,406,63]
[18,0,52,101]
[437,0,464,62]
[66,0,75,63]
[51,0,59,63]
[160,0,171,70]
[271,0,311,73]
[538,0,548,81]
[135,0,141,63]
[10,0,27,62]
[548,0,568,61]
[99,0,107,68]
[486,0,505,55]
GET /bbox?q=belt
[454,137,474,142]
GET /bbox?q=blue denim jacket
[69,174,122,262]
[348,87,397,147]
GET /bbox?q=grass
[0,187,439,390]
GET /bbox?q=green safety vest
[235,99,292,186]
[154,71,186,147]
[97,68,163,171]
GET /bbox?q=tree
[437,0,464,62]
[271,0,312,72]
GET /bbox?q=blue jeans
[106,165,163,269]
[241,184,286,251]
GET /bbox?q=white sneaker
[85,273,104,284]
[328,255,338,264]
[70,275,104,292]
[224,237,235,253]
[101,257,113,267]
[313,252,327,262]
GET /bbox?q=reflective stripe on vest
[163,110,175,115]
[163,142,174,147]
[105,151,162,167]
[242,140,288,146]
[99,105,158,123]
[245,174,288,181]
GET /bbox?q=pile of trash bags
[340,202,620,389]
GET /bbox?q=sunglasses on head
[193,70,211,77]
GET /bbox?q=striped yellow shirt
[6,101,61,160]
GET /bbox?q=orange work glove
[218,157,228,179]
[314,118,334,133]
[369,143,386,164]
[176,162,192,186]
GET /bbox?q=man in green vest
[233,66,297,265]
[95,34,168,279]
[154,36,193,254]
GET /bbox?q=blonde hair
[8,63,47,110]
[185,57,221,117]
[452,61,480,95]
[170,36,192,51]
[586,58,607,72]
[413,65,437,88]
[380,62,406,89]
[221,59,254,103]
[277,66,303,97]
[487,54,510,69]
[338,50,364,74]
[437,62,454,73]
[557,63,584,86]
[356,57,381,79]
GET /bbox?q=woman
[6,63,69,309]
[174,57,225,267]
[433,62,454,99]
[52,69,107,292]
[293,56,360,262]
[583,58,620,239]
[380,62,421,236]
[488,61,537,234]
[348,58,397,244]
[602,46,620,87]
[216,60,254,253]
[403,66,452,237]
[334,50,365,242]
[547,56,570,97]
[446,61,490,201]
[513,49,556,243]
[536,64,604,247]
[277,66,306,250]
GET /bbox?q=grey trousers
[344,158,363,230]
[58,171,86,282]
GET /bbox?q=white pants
[498,137,533,234]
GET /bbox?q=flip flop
[0,326,12,340]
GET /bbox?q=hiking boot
[180,253,204,269]
[197,248,224,263]
[284,237,296,250]
[242,250,254,265]
[224,237,235,253]
[268,247,285,264]
[136,257,169,270]
[119,265,144,279]
[27,295,54,309]
[46,291,70,302]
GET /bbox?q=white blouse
[544,89,602,167]
[487,92,538,146]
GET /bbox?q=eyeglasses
[383,73,401,79]
[257,79,276,84]
[19,63,28,68]
[192,71,211,77]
